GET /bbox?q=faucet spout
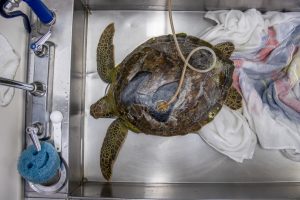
[0,77,46,96]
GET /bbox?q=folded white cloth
[201,9,266,52]
[198,9,264,162]
[201,9,300,54]
[0,34,20,106]
[198,105,257,162]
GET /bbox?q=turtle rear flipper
[214,42,241,109]
[100,118,128,181]
[97,23,116,83]
[215,42,235,59]
[224,87,242,110]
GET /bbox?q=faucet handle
[50,111,63,152]
[26,123,43,152]
[30,29,51,55]
[3,0,21,11]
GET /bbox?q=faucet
[1,0,55,55]
[0,0,55,33]
[0,77,46,96]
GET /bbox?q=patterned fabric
[233,16,300,152]
[199,9,300,160]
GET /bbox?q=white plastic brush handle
[50,111,63,152]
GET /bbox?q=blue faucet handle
[30,29,51,52]
[23,0,55,25]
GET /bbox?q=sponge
[17,142,60,184]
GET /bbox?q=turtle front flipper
[97,23,116,83]
[215,42,235,58]
[100,118,128,181]
[224,87,242,110]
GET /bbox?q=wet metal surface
[70,182,300,199]
[84,10,300,183]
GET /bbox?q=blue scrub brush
[17,141,61,184]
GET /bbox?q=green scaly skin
[97,23,115,83]
[100,118,128,181]
[215,42,242,110]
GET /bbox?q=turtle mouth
[90,103,98,118]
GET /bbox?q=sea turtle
[90,23,242,181]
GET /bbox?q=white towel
[0,34,20,106]
[198,105,257,163]
[201,9,266,52]
[201,9,300,54]
[198,9,264,162]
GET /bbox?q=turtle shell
[113,34,234,136]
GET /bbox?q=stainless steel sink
[25,0,300,199]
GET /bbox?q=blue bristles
[17,142,60,184]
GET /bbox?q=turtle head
[90,93,116,118]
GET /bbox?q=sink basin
[25,0,300,199]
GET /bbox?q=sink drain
[29,158,68,194]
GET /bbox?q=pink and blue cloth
[198,9,300,162]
